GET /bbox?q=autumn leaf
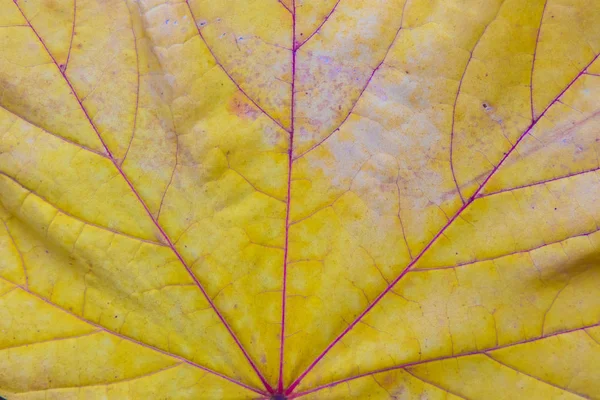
[1,0,599,398]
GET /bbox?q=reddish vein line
[278,0,297,393]
[285,51,600,396]
[449,3,504,204]
[13,2,273,394]
[403,369,469,400]
[0,171,166,247]
[530,0,548,120]
[289,321,600,398]
[412,224,600,273]
[295,0,341,50]
[185,0,290,134]
[278,0,292,14]
[63,0,76,70]
[120,0,140,167]
[1,220,28,289]
[293,0,408,161]
[485,354,588,399]
[0,103,107,158]
[0,329,101,352]
[478,164,600,199]
[0,277,267,396]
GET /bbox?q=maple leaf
[0,0,599,399]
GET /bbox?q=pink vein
[279,0,292,14]
[13,2,273,394]
[289,321,600,398]
[530,0,548,120]
[294,0,341,50]
[0,330,100,352]
[0,103,108,158]
[449,4,504,204]
[484,354,589,399]
[411,224,600,273]
[185,0,290,134]
[63,0,76,71]
[1,219,28,289]
[120,2,140,167]
[16,363,184,394]
[0,172,166,247]
[157,114,179,219]
[477,165,600,199]
[278,0,297,392]
[403,369,469,400]
[285,50,600,396]
[0,277,266,396]
[293,0,408,161]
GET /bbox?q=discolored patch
[228,91,260,120]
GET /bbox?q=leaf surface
[0,0,599,399]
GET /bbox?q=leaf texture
[0,0,599,399]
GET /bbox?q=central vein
[278,0,297,394]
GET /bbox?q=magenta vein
[295,0,342,50]
[13,2,272,394]
[278,0,297,393]
[120,1,140,167]
[290,321,600,398]
[484,354,589,398]
[449,3,504,204]
[0,219,28,289]
[477,165,600,199]
[63,0,76,71]
[293,0,409,161]
[0,172,166,247]
[530,0,549,120]
[285,50,600,396]
[411,223,600,273]
[403,369,469,400]
[278,0,292,14]
[0,276,267,396]
[185,0,290,134]
[0,103,108,158]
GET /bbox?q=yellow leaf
[0,0,599,399]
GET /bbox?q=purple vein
[293,0,409,161]
[279,0,292,14]
[449,3,504,204]
[157,135,178,219]
[395,172,413,260]
[63,0,76,71]
[157,108,179,220]
[278,0,297,392]
[584,329,600,345]
[285,50,600,396]
[0,103,108,158]
[403,369,469,400]
[0,330,101,352]
[17,363,185,394]
[0,172,166,247]
[1,219,28,289]
[120,1,140,167]
[289,321,600,398]
[411,224,600,273]
[477,165,600,199]
[484,354,589,398]
[13,2,273,393]
[294,0,341,50]
[0,277,266,396]
[185,0,290,134]
[530,0,548,121]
